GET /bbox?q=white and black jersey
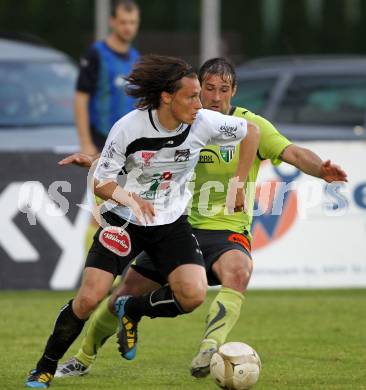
[94,108,247,226]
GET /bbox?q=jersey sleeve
[198,109,247,146]
[76,46,99,94]
[94,121,127,182]
[241,110,292,166]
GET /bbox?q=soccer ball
[210,342,261,390]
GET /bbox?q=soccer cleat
[25,369,53,388]
[190,347,218,378]
[54,357,91,378]
[114,296,138,360]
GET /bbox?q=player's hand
[225,177,247,214]
[58,153,94,168]
[233,187,248,213]
[127,193,156,225]
[320,160,348,183]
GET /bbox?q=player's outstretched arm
[280,144,348,183]
[58,153,99,168]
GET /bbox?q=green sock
[111,275,122,289]
[75,298,117,367]
[85,223,97,256]
[200,287,244,352]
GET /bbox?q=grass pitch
[1,289,365,389]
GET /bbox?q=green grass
[1,289,366,389]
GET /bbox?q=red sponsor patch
[228,233,251,253]
[99,226,131,257]
[141,151,156,166]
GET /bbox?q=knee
[174,282,207,313]
[73,292,102,318]
[218,258,253,292]
[233,266,252,288]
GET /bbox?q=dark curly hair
[199,57,236,88]
[125,54,197,110]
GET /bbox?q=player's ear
[161,91,173,105]
[232,84,237,97]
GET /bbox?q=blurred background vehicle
[0,37,84,290]
[3,36,366,148]
[234,56,366,140]
[0,37,78,151]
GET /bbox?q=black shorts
[132,229,252,286]
[85,211,204,279]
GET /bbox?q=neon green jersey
[188,106,292,239]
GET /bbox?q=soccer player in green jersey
[55,58,347,378]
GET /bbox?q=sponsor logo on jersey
[101,159,110,169]
[174,149,190,162]
[99,226,131,256]
[199,155,214,163]
[219,123,237,138]
[220,145,236,163]
[101,141,117,168]
[141,151,156,167]
[199,148,221,164]
[102,141,117,159]
[140,171,172,200]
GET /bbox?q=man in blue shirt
[76,0,140,155]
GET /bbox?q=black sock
[124,285,185,322]
[36,300,86,374]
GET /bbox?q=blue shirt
[77,41,139,139]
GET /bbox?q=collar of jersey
[149,109,186,134]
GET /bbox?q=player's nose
[194,98,202,110]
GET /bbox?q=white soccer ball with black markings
[210,342,261,390]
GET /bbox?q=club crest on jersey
[99,226,131,257]
[220,145,236,163]
[174,149,190,162]
[141,151,156,167]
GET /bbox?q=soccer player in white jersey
[25,55,259,388]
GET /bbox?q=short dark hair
[125,54,197,110]
[111,0,139,16]
[199,57,236,88]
